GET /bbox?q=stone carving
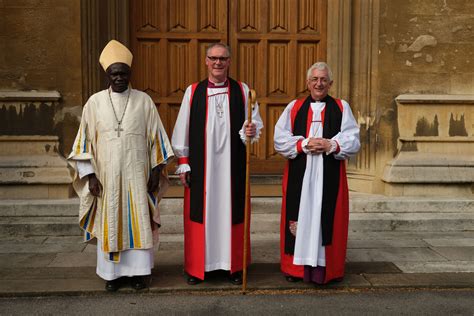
[414,115,439,137]
[448,113,468,136]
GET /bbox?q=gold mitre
[99,40,133,71]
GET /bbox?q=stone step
[1,194,472,217]
[1,212,473,237]
[0,217,82,237]
[0,199,79,217]
[350,193,474,213]
[349,212,474,232]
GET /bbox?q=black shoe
[130,276,147,290]
[285,276,302,283]
[105,279,120,292]
[229,272,242,285]
[187,275,202,285]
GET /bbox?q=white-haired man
[274,62,360,284]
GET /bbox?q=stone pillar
[383,94,474,196]
[0,91,73,199]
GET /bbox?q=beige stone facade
[0,0,472,197]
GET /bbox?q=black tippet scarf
[188,78,247,225]
[284,95,343,254]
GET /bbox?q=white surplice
[172,81,263,272]
[96,240,154,281]
[274,98,360,267]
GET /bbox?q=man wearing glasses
[172,43,263,285]
[274,62,360,285]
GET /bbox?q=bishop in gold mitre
[68,39,174,292]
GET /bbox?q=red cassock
[279,97,350,284]
[182,79,251,280]
[183,187,251,280]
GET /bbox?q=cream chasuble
[68,88,173,263]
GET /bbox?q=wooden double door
[130,0,327,174]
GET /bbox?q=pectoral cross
[115,123,124,137]
[312,120,322,137]
[216,102,224,118]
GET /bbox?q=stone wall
[0,0,82,155]
[376,0,474,174]
[0,0,472,192]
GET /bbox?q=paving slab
[423,238,474,247]
[430,247,474,261]
[345,262,402,274]
[364,273,474,288]
[394,261,474,273]
[347,248,448,262]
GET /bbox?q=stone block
[0,135,73,199]
[383,94,474,196]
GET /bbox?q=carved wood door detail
[131,0,327,174]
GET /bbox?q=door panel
[130,0,327,174]
[229,0,327,173]
[131,0,227,136]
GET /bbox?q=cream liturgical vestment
[68,88,173,279]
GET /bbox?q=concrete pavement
[0,229,473,296]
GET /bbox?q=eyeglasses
[207,56,230,63]
[308,77,330,84]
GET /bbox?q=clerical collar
[208,79,228,88]
[310,95,330,103]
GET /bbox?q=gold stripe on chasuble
[117,174,123,251]
[155,133,163,165]
[75,123,83,155]
[79,199,96,234]
[112,252,120,262]
[88,201,96,233]
[129,184,142,248]
[102,190,109,253]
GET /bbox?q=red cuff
[334,141,340,154]
[178,157,189,165]
[296,139,304,154]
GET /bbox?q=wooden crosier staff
[242,89,256,294]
